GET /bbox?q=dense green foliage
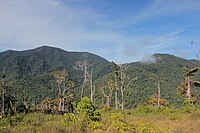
[1,46,200,109]
[0,46,111,104]
[94,54,200,108]
[76,97,101,122]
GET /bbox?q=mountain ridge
[0,46,112,103]
[1,46,200,107]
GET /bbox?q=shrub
[62,113,77,126]
[109,112,137,133]
[134,105,158,114]
[180,99,196,113]
[88,121,103,131]
[138,123,162,133]
[77,97,101,122]
[100,105,111,112]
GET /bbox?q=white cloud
[0,0,199,63]
[141,54,157,64]
[0,0,115,50]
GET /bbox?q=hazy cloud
[141,54,157,64]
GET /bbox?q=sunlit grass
[1,107,200,133]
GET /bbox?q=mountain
[94,54,200,108]
[1,46,200,108]
[0,46,111,103]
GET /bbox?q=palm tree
[183,67,199,103]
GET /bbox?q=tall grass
[1,106,200,132]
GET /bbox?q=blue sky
[0,0,200,63]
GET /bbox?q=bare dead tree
[112,62,119,110]
[101,80,113,108]
[74,60,88,99]
[157,81,161,107]
[119,64,127,110]
[74,58,95,101]
[119,64,137,110]
[87,63,95,101]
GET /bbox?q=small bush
[77,97,101,122]
[0,113,24,127]
[100,105,111,112]
[134,105,158,114]
[180,98,197,113]
[62,113,77,126]
[138,123,163,133]
[109,112,136,133]
[88,121,103,131]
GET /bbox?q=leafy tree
[0,68,17,115]
[77,97,101,122]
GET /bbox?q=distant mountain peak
[35,45,65,51]
[36,45,57,49]
[152,53,188,61]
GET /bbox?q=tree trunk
[120,78,125,110]
[115,90,118,110]
[81,79,85,99]
[157,81,160,107]
[62,97,65,111]
[81,66,87,99]
[89,65,94,102]
[121,90,124,110]
[114,74,118,110]
[186,77,191,103]
[102,86,111,108]
[108,85,113,108]
[90,79,93,101]
[59,98,62,111]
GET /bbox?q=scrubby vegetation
[1,46,200,132]
[1,98,200,133]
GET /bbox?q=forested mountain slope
[94,54,200,108]
[1,46,200,108]
[0,46,111,103]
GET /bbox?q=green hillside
[1,46,200,108]
[93,54,200,108]
[0,46,111,103]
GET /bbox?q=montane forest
[1,0,200,132]
[1,46,200,132]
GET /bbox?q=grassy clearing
[1,106,200,133]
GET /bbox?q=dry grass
[2,108,200,133]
